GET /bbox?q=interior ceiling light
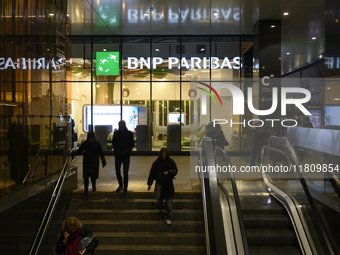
[286,52,290,55]
[155,49,159,51]
[67,13,70,17]
[103,49,106,51]
[201,48,205,51]
[49,13,54,17]
[334,98,340,100]
[144,12,149,16]
[283,12,289,16]
[213,12,218,16]
[312,37,316,40]
[271,25,275,28]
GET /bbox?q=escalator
[199,133,340,255]
[239,188,301,255]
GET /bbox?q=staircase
[67,191,206,255]
[240,194,302,255]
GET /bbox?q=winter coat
[55,224,98,255]
[252,126,273,149]
[72,139,106,180]
[147,158,178,199]
[206,128,228,149]
[112,128,135,158]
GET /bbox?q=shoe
[83,192,88,200]
[92,187,96,192]
[124,192,128,199]
[165,219,171,225]
[116,186,123,192]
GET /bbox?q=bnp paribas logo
[96,51,119,75]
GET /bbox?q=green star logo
[96,51,119,75]
[96,4,119,27]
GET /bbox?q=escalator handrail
[261,145,315,255]
[201,137,228,255]
[263,139,338,255]
[281,137,340,255]
[215,145,250,255]
[198,149,211,255]
[283,137,340,201]
[28,149,76,255]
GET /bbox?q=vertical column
[253,20,281,132]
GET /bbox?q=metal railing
[215,145,250,255]
[199,137,228,255]
[263,136,340,255]
[28,149,76,255]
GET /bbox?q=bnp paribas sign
[96,51,119,75]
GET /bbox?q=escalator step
[249,246,302,255]
[246,229,297,246]
[243,214,290,229]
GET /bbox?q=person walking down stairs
[71,132,106,200]
[147,147,178,225]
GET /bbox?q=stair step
[249,246,302,255]
[72,192,202,200]
[69,198,203,210]
[95,244,206,255]
[246,229,297,246]
[95,232,205,245]
[242,214,291,229]
[81,220,204,233]
[67,209,203,221]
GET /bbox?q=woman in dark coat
[71,132,106,199]
[206,123,229,156]
[147,147,178,225]
[55,217,98,255]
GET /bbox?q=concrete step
[81,220,205,233]
[246,229,297,246]
[67,208,203,221]
[95,232,205,245]
[242,214,291,229]
[72,191,202,200]
[69,198,203,210]
[95,244,206,255]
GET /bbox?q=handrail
[23,149,46,184]
[283,137,340,200]
[215,145,250,255]
[263,138,339,255]
[260,145,315,255]
[198,149,211,255]
[201,137,228,255]
[28,149,76,255]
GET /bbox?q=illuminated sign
[127,8,241,23]
[96,51,120,75]
[127,56,241,69]
[0,57,66,70]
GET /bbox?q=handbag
[72,133,78,141]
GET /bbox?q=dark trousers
[115,156,130,192]
[251,145,262,166]
[84,175,96,193]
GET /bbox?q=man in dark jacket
[147,147,178,225]
[112,120,135,198]
[250,121,273,166]
[71,132,106,200]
